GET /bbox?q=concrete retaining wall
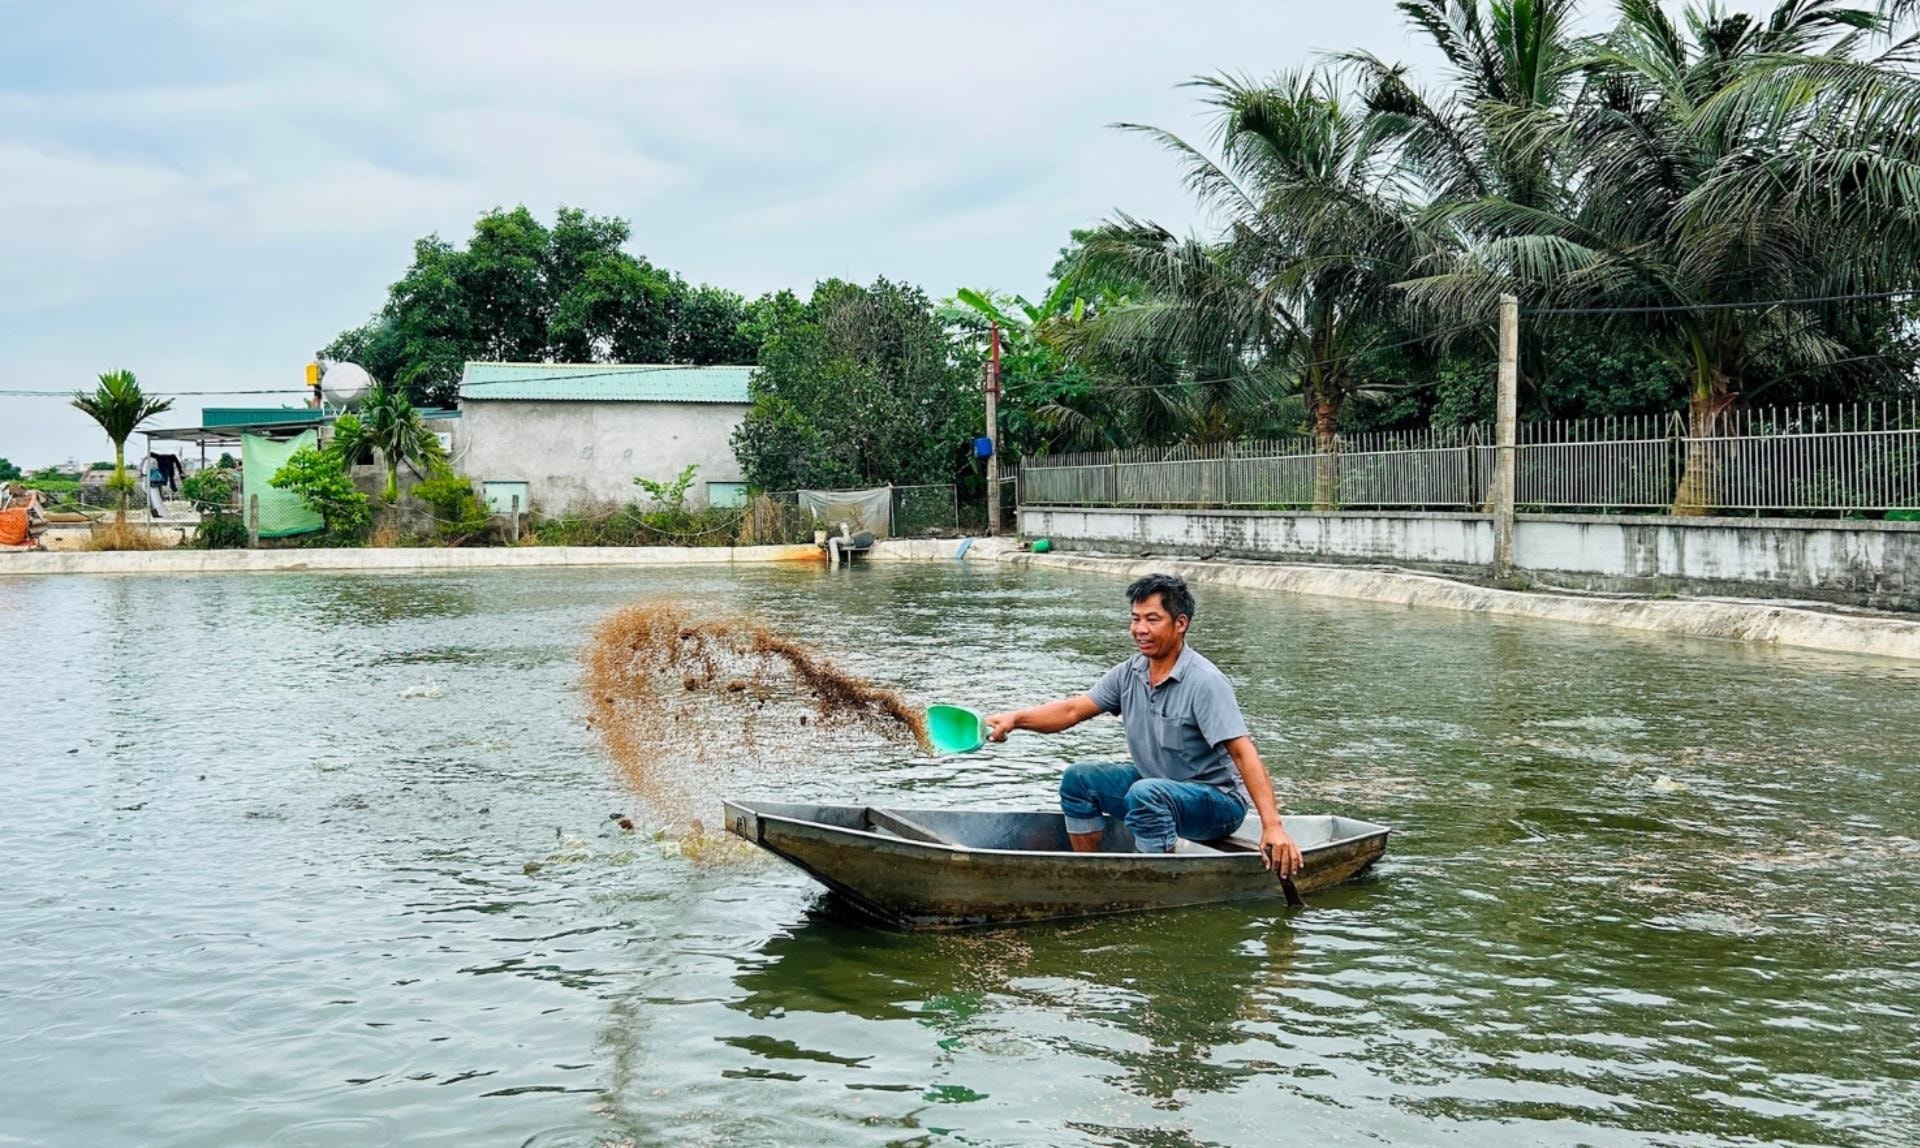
[0,544,822,577]
[1516,514,1920,610]
[1020,507,1492,570]
[10,532,1914,660]
[999,551,1920,662]
[1020,505,1920,611]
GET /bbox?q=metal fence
[739,484,963,544]
[892,483,959,536]
[1024,428,1480,511]
[1022,401,1920,515]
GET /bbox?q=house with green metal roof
[456,362,756,515]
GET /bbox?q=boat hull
[724,799,1390,929]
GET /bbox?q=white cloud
[1,0,1469,466]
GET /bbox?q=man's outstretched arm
[984,695,1103,741]
[1223,736,1301,877]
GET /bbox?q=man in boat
[984,572,1303,876]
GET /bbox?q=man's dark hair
[1126,573,1195,623]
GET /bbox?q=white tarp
[798,487,892,538]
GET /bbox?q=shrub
[181,468,235,509]
[190,511,250,549]
[528,497,742,547]
[631,463,702,535]
[270,446,371,541]
[413,468,491,542]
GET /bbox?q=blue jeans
[1059,761,1248,853]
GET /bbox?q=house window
[708,482,748,509]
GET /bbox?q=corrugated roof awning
[141,407,457,445]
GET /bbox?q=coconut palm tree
[1069,70,1442,505]
[1344,0,1588,214]
[330,380,443,502]
[1399,0,1915,510]
[70,370,173,523]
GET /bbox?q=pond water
[4,563,1918,1147]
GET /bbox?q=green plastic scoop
[925,704,989,755]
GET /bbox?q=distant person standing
[140,453,167,519]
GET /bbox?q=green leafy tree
[0,458,20,481]
[69,370,173,522]
[323,206,752,407]
[732,279,978,491]
[670,283,759,364]
[270,447,371,540]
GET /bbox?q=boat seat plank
[1172,837,1240,854]
[863,807,958,847]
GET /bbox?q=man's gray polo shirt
[1088,644,1251,800]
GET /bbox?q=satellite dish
[321,362,374,408]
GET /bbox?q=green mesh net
[241,431,325,538]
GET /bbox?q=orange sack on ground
[0,508,32,546]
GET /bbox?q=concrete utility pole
[985,322,1002,536]
[1492,293,1519,578]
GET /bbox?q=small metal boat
[722,798,1391,929]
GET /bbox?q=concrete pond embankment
[5,535,1916,661]
[979,548,1920,662]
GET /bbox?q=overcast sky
[0,0,1757,467]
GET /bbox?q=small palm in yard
[330,380,443,502]
[70,370,173,524]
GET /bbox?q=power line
[1532,288,1920,316]
[457,364,721,386]
[1,364,718,400]
[0,387,307,399]
[1025,318,1490,395]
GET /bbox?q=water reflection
[730,905,1312,1102]
[237,572,486,626]
[6,564,1918,1147]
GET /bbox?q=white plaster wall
[457,400,747,514]
[1021,505,1920,607]
[1021,507,1493,567]
[1517,515,1920,601]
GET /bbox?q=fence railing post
[1491,294,1519,576]
[247,493,260,547]
[510,494,520,543]
[1462,425,1477,511]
